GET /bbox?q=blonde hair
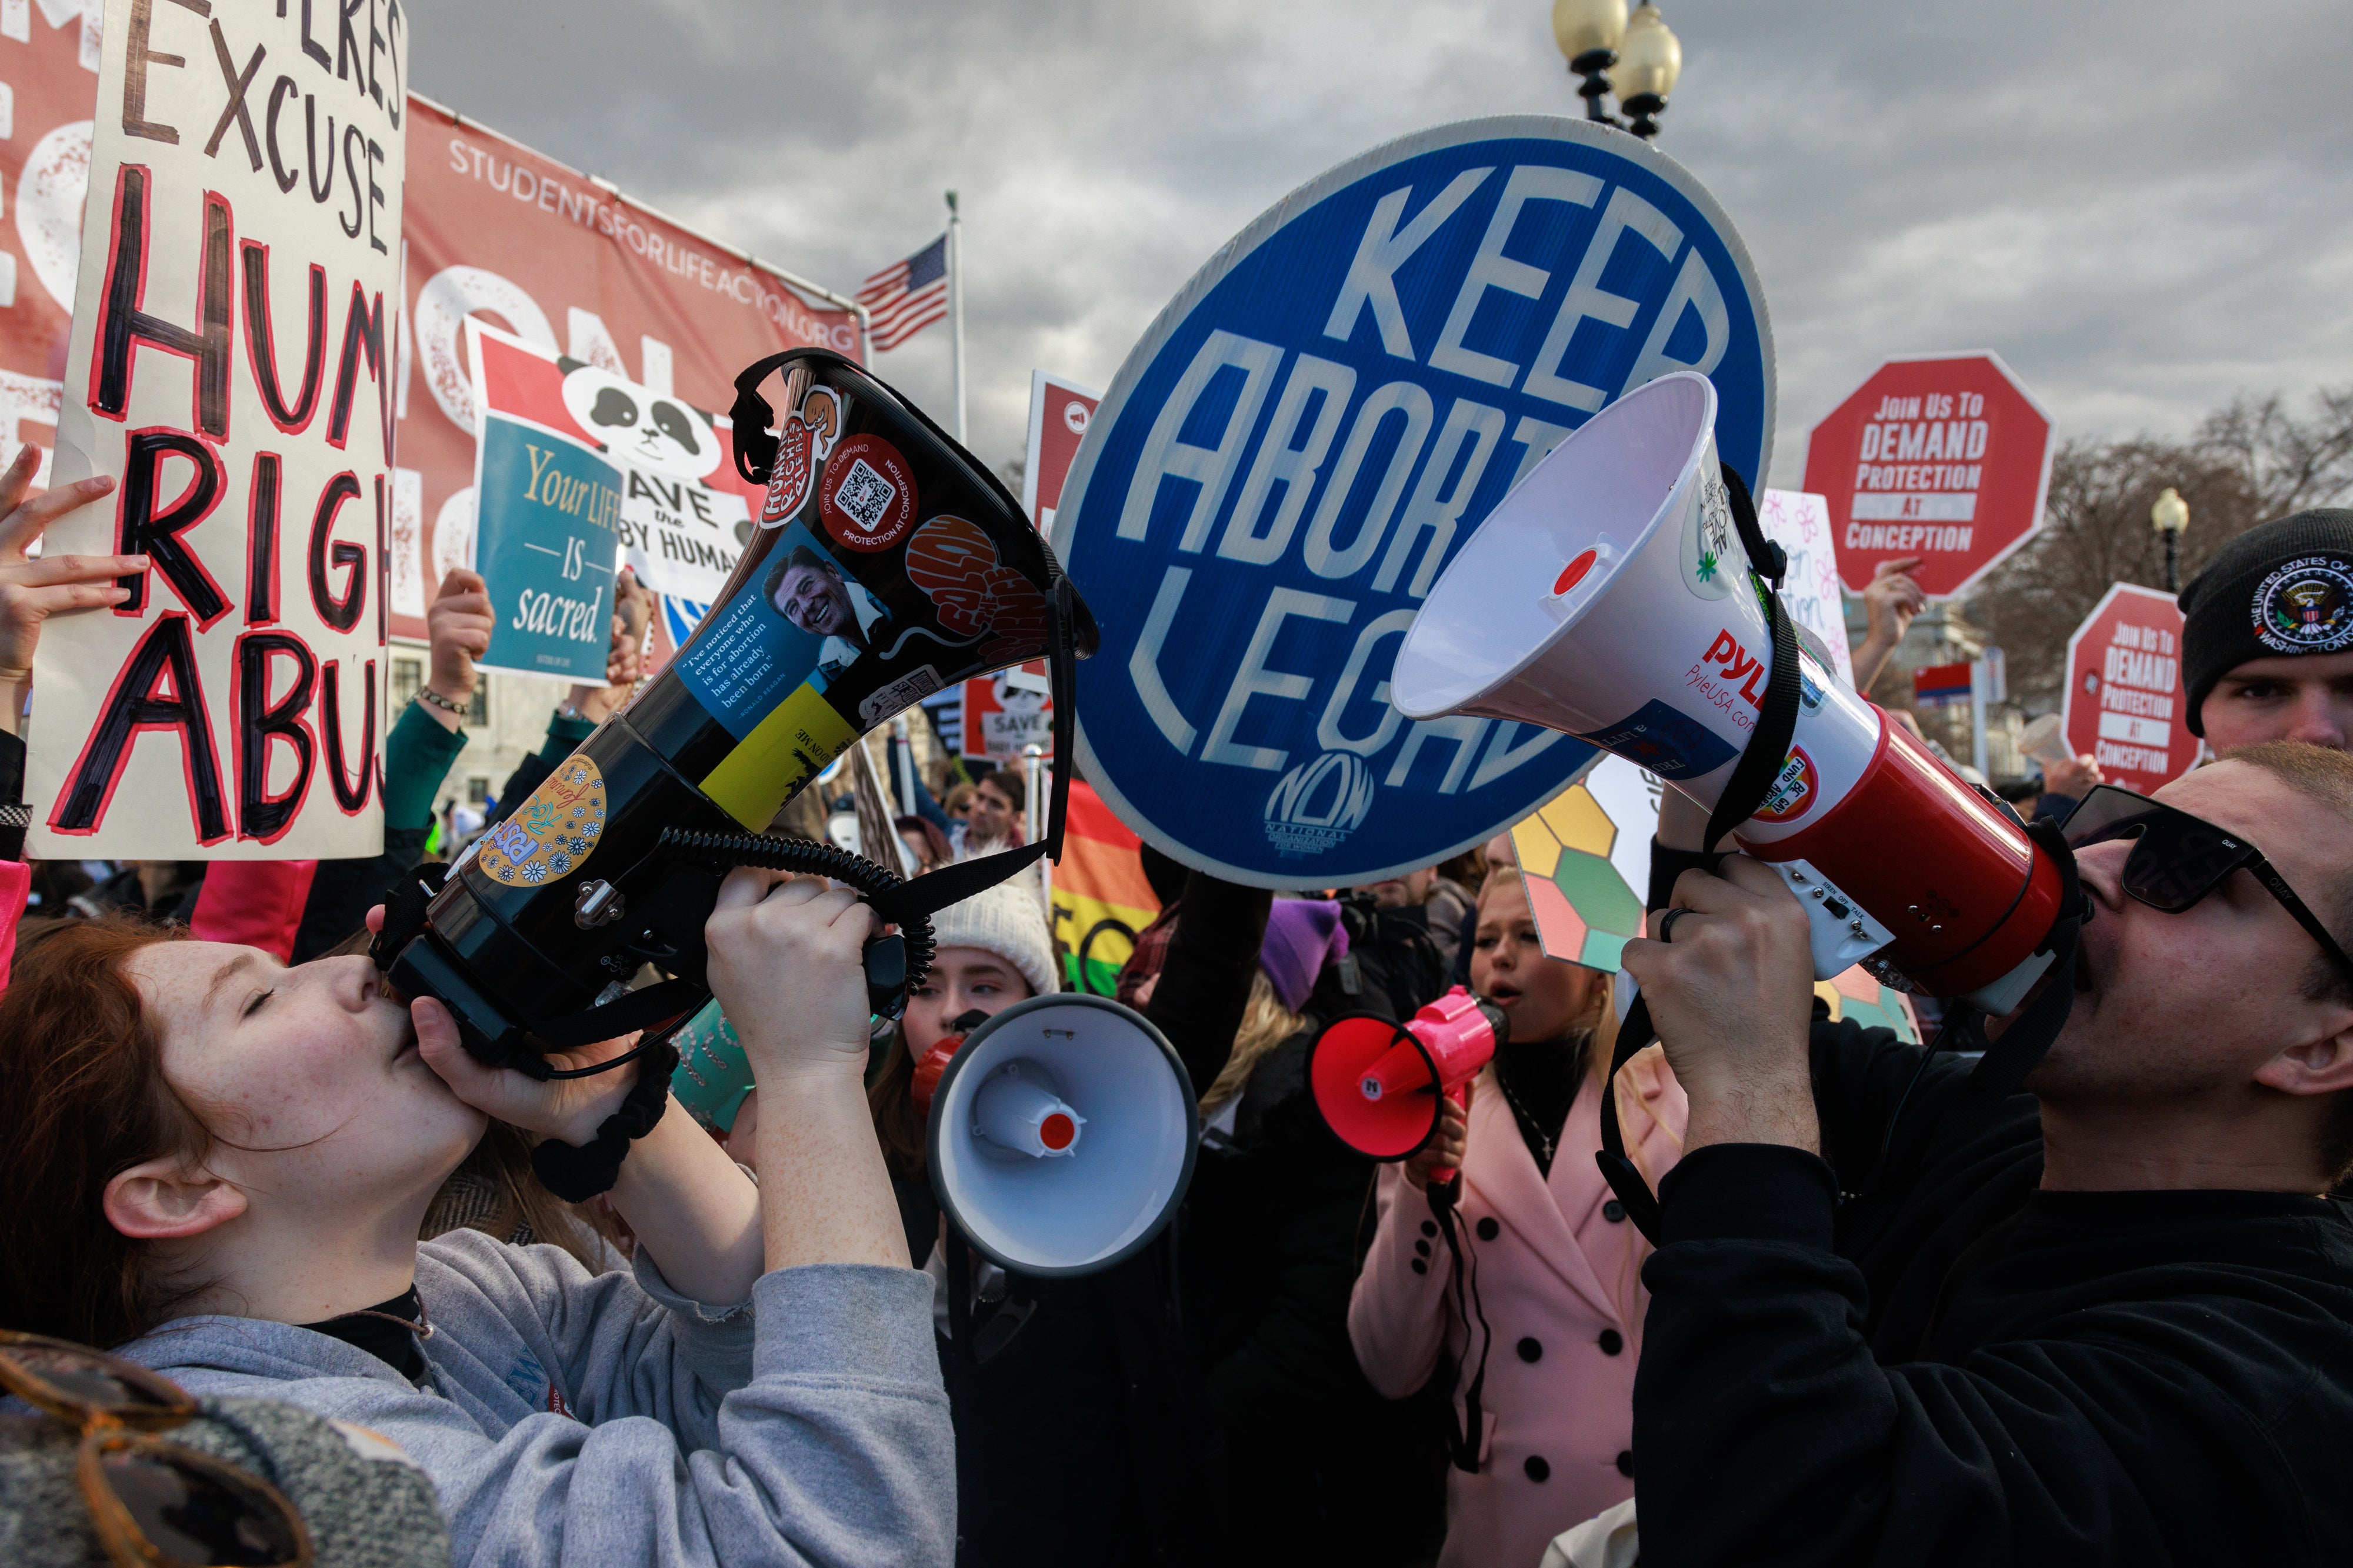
[1468,870,1662,1323]
[1199,968,1305,1114]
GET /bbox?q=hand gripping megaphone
[1308,987,1507,1197]
[369,351,1098,1195]
[925,994,1199,1278]
[1309,985,1509,1474]
[1389,372,2087,1235]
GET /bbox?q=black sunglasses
[2064,785,2353,985]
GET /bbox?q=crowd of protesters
[0,425,2350,1567]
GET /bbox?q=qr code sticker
[834,460,896,534]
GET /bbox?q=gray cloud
[403,0,2353,486]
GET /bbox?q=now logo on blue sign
[1056,116,1773,886]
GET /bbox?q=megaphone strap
[1427,1186,1496,1474]
[531,1035,684,1202]
[1964,818,2087,1097]
[1594,464,1807,1243]
[1594,992,1669,1242]
[1697,466,1804,857]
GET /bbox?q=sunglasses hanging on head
[0,1330,314,1567]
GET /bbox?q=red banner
[0,38,860,648]
[395,101,859,646]
[0,8,105,491]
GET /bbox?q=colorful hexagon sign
[1507,756,1925,1048]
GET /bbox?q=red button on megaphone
[1309,987,1508,1185]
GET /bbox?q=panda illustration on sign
[558,361,722,483]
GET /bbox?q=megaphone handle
[1427,1080,1473,1195]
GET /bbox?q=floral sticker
[476,756,608,888]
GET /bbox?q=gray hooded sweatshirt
[114,1229,952,1567]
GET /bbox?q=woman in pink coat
[1350,869,1686,1568]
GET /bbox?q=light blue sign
[1055,116,1775,887]
[475,417,621,681]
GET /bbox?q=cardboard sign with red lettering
[0,50,861,665]
[2061,582,2194,796]
[1802,352,2054,600]
[28,0,406,859]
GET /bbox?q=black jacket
[1634,1018,2353,1566]
[1146,873,1449,1568]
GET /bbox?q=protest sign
[463,320,761,680]
[1049,780,1161,995]
[396,100,860,656]
[0,58,862,655]
[0,6,103,489]
[962,659,1051,762]
[1802,352,2054,600]
[949,368,1095,759]
[28,0,406,858]
[1509,755,1655,972]
[1056,116,1774,886]
[2061,581,2194,795]
[1020,369,1099,532]
[1757,488,1856,688]
[1507,756,1918,1040]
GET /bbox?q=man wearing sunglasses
[2181,508,2353,753]
[1618,741,2353,1567]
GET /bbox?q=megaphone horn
[927,993,1199,1278]
[1310,987,1507,1188]
[1391,371,2066,1016]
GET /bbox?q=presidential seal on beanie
[929,875,1059,997]
[2177,508,2353,736]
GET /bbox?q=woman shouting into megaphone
[1349,869,1688,1568]
[0,866,954,1567]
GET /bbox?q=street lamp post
[2151,486,2190,593]
[1552,0,1681,139]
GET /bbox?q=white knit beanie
[927,875,1058,997]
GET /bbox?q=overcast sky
[405,0,2353,487]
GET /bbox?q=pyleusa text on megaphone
[1393,372,2065,1013]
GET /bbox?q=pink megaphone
[1309,987,1508,1186]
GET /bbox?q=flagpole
[946,190,966,444]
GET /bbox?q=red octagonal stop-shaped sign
[2061,582,2197,796]
[1802,352,2055,599]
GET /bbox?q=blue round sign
[1055,116,1774,887]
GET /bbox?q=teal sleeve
[542,710,595,761]
[382,700,470,831]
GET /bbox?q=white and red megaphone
[1309,987,1508,1191]
[925,994,1199,1277]
[1391,372,2065,1014]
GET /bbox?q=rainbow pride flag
[1051,782,1162,995]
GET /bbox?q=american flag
[857,233,951,352]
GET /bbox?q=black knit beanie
[2176,508,2353,736]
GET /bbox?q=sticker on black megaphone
[373,351,1098,1076]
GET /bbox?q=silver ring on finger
[1656,906,1692,943]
